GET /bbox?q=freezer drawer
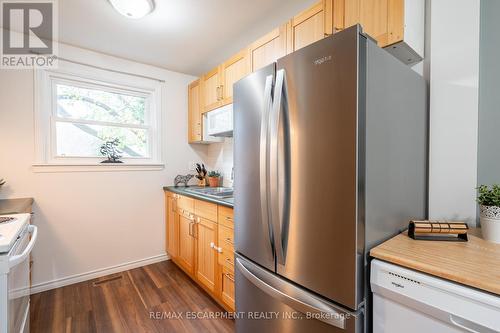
[235,255,363,333]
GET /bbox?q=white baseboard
[30,253,170,294]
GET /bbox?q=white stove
[0,215,29,254]
[0,213,37,333]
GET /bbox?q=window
[34,60,164,170]
[54,81,150,158]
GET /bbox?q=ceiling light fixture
[109,0,155,19]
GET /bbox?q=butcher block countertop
[370,228,500,296]
[0,198,33,214]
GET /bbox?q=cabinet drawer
[218,206,234,229]
[218,247,234,270]
[177,194,194,213]
[221,265,235,311]
[195,199,218,221]
[179,208,194,220]
[218,224,234,252]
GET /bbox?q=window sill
[32,163,165,173]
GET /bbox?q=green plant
[208,170,221,178]
[477,184,500,207]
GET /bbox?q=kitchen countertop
[163,186,234,208]
[370,228,500,296]
[0,198,34,215]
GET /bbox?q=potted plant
[477,184,500,243]
[207,170,221,187]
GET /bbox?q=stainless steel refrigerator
[233,25,427,333]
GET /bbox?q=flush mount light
[109,0,155,19]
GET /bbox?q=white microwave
[205,104,233,137]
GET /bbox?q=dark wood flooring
[30,260,235,333]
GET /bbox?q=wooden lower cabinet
[166,193,179,258]
[195,217,218,293]
[220,265,235,310]
[165,191,235,312]
[177,212,196,275]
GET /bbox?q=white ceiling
[57,0,317,75]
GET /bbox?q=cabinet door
[249,25,287,72]
[287,0,327,53]
[220,265,235,311]
[220,49,249,105]
[177,213,195,275]
[188,80,202,143]
[343,0,396,47]
[195,217,217,293]
[333,0,345,33]
[387,0,404,45]
[202,66,221,112]
[359,0,389,46]
[166,194,179,258]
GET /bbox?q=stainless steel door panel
[275,26,361,309]
[234,64,276,271]
[269,68,291,266]
[235,255,362,333]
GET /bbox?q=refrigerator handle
[270,69,291,265]
[260,75,275,252]
[236,257,348,330]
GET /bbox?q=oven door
[8,225,37,333]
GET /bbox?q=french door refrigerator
[233,25,427,333]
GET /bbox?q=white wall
[428,0,480,224]
[206,138,234,188]
[0,43,209,291]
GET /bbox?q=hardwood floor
[30,260,235,333]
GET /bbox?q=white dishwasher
[371,259,500,333]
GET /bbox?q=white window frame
[34,60,164,172]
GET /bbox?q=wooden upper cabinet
[220,49,249,105]
[188,80,202,143]
[195,217,218,294]
[287,0,333,53]
[249,25,287,72]
[201,49,248,112]
[358,0,389,45]
[386,0,404,46]
[333,0,346,33]
[202,66,222,112]
[340,0,404,47]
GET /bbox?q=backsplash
[205,138,234,187]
